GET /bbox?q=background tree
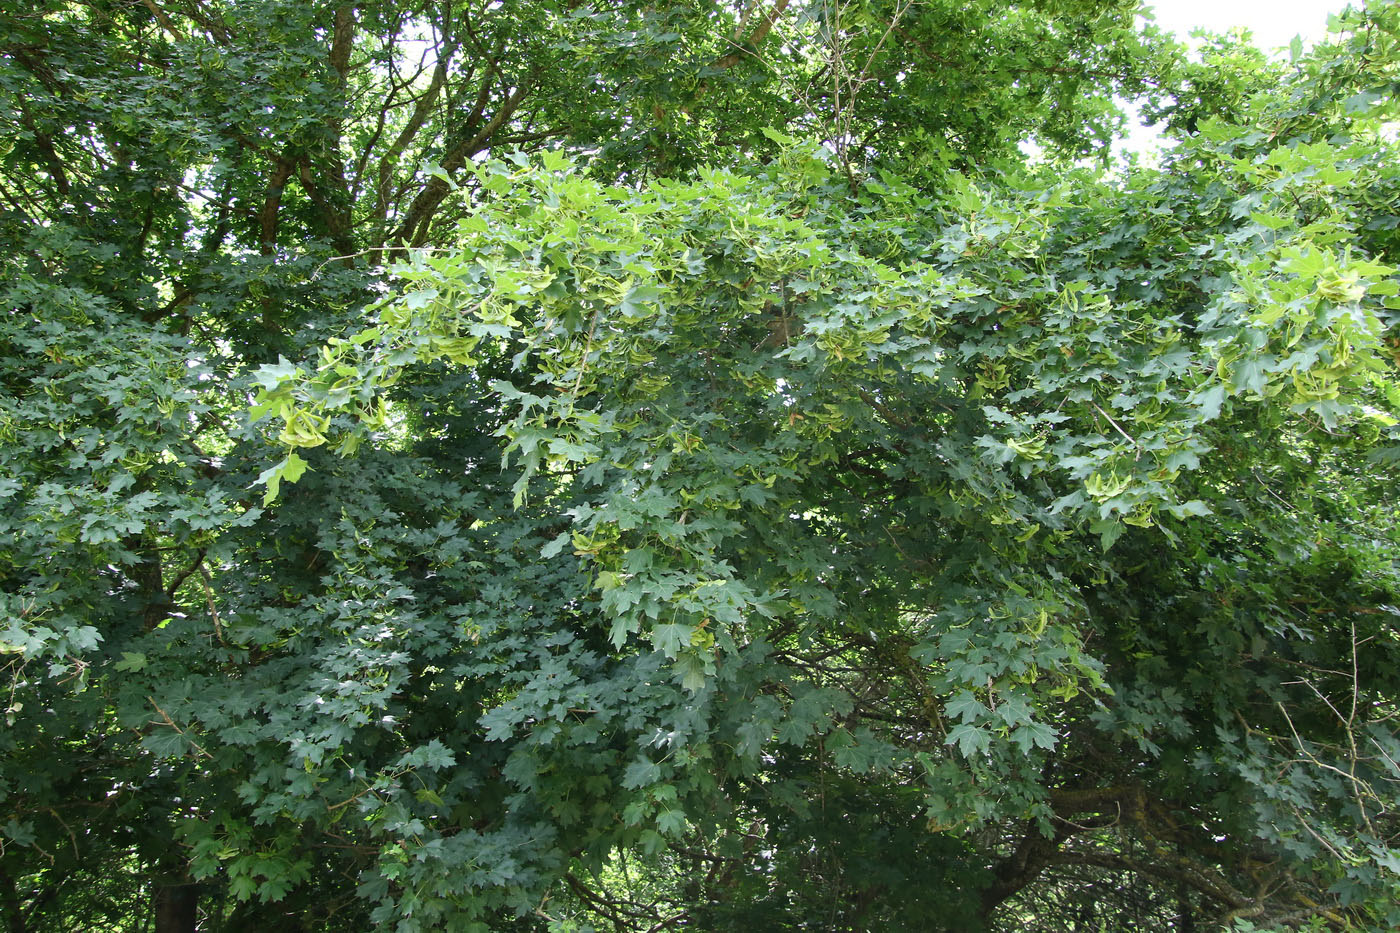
[2,1,1398,931]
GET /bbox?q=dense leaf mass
[3,1,1400,931]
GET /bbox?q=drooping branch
[1054,849,1256,918]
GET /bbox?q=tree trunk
[153,881,197,933]
[1176,882,1195,933]
[0,865,25,933]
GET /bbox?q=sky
[1144,0,1355,54]
[1116,1,1358,157]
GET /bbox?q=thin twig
[197,561,227,647]
[147,697,212,759]
[1091,401,1141,450]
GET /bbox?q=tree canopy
[3,1,1400,931]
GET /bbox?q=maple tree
[3,1,1400,931]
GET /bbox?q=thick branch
[179,0,234,45]
[297,156,356,256]
[0,863,25,933]
[713,0,793,70]
[1055,849,1253,915]
[656,0,792,125]
[385,78,531,250]
[163,547,207,602]
[139,0,185,41]
[5,47,65,96]
[980,819,1076,917]
[16,106,70,197]
[258,157,294,254]
[372,47,457,222]
[329,4,356,81]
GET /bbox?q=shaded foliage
[3,1,1400,931]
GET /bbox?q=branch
[1091,401,1141,451]
[163,546,207,601]
[350,45,437,202]
[329,4,356,81]
[258,156,295,254]
[140,0,185,41]
[179,0,235,45]
[146,697,212,759]
[1056,848,1253,915]
[713,0,793,70]
[297,156,356,256]
[652,0,795,127]
[980,818,1076,916]
[197,562,227,648]
[386,76,533,250]
[371,46,457,221]
[16,105,70,197]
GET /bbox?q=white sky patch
[1117,0,1358,159]
[1143,0,1356,54]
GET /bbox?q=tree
[2,1,1398,930]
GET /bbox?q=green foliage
[4,0,1400,931]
